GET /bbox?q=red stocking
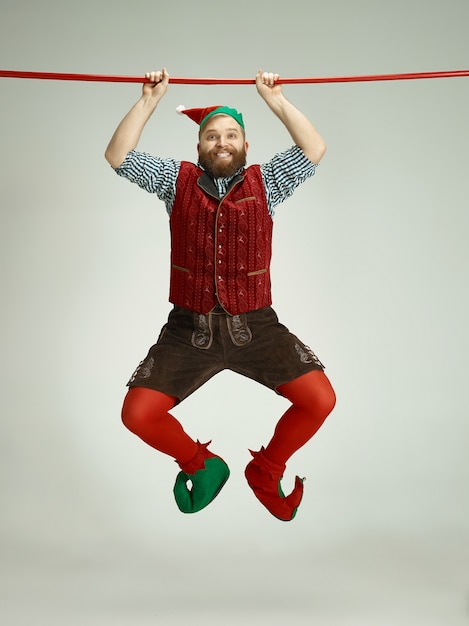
[121,387,198,464]
[264,370,336,466]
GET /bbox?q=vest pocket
[247,268,267,277]
[235,196,256,204]
[172,264,190,273]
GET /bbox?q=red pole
[0,69,468,85]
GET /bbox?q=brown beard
[198,146,247,178]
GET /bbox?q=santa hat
[176,104,245,129]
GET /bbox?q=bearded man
[104,68,336,521]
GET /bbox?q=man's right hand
[142,68,170,101]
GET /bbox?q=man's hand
[255,69,282,102]
[143,68,170,101]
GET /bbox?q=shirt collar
[197,164,244,197]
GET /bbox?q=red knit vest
[169,161,273,315]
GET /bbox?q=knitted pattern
[169,163,273,314]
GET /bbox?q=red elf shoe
[245,447,304,521]
[173,441,230,514]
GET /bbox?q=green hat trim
[200,106,245,130]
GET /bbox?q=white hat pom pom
[176,105,186,115]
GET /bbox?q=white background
[1,0,468,624]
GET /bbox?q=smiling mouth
[215,151,232,158]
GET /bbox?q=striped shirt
[115,145,316,217]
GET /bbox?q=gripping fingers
[144,68,167,85]
[261,71,280,86]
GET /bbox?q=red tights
[121,370,336,466]
[121,388,198,464]
[266,370,336,464]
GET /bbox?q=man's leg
[245,370,336,521]
[266,370,336,464]
[122,386,197,463]
[122,386,230,513]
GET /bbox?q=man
[105,68,336,521]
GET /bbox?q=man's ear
[245,141,249,154]
[197,143,200,154]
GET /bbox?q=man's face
[197,115,249,178]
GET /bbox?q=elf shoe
[244,447,304,521]
[173,441,230,514]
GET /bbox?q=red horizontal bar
[1,69,468,85]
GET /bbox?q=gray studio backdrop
[1,0,468,624]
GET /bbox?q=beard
[198,146,247,179]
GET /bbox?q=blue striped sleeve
[114,150,180,214]
[260,145,317,216]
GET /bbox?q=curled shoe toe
[244,447,304,521]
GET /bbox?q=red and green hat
[176,105,245,129]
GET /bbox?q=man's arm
[104,69,170,169]
[256,70,326,164]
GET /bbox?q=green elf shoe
[173,441,230,514]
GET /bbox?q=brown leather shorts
[127,305,325,403]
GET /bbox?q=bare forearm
[105,69,169,169]
[266,95,326,164]
[256,70,326,164]
[105,96,159,168]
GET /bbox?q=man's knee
[121,387,177,433]
[278,370,336,416]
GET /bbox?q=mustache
[209,147,234,155]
